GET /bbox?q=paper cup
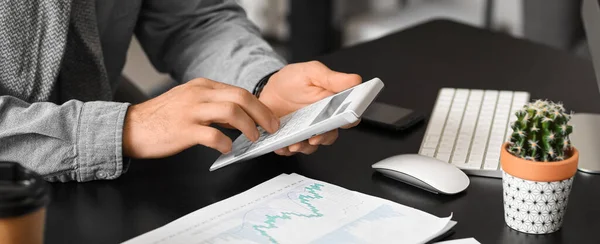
[0,162,51,244]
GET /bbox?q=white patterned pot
[502,172,574,234]
[499,143,579,235]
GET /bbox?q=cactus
[508,99,573,162]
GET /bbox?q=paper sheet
[435,237,481,244]
[123,173,455,244]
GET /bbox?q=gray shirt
[0,0,286,182]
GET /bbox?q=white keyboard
[419,88,530,178]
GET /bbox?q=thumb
[320,71,362,93]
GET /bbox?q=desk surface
[46,20,600,244]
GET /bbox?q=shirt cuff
[75,101,130,182]
[238,60,285,93]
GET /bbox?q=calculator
[209,77,384,171]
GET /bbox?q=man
[0,0,361,182]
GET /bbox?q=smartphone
[361,102,424,131]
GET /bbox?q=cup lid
[0,161,50,218]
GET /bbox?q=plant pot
[499,142,579,234]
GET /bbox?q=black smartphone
[361,102,424,131]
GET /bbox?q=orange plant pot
[500,143,579,182]
[499,142,579,234]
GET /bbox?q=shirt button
[96,171,108,179]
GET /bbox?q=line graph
[202,180,370,244]
[122,174,455,244]
[252,183,325,243]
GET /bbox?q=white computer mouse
[371,154,470,194]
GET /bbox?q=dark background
[46,20,600,244]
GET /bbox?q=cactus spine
[508,100,573,162]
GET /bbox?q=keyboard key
[453,145,468,152]
[483,160,500,170]
[484,90,498,96]
[489,136,504,142]
[439,142,455,150]
[423,140,439,149]
[469,151,484,159]
[451,157,466,164]
[487,147,502,155]
[440,88,455,95]
[513,91,529,99]
[484,157,499,163]
[429,121,445,128]
[472,136,487,142]
[466,159,482,166]
[441,137,456,144]
[490,126,505,131]
[457,133,472,139]
[451,153,467,160]
[455,141,471,148]
[425,135,440,143]
[436,153,451,162]
[426,127,443,136]
[462,162,483,170]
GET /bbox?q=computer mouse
[371,154,470,194]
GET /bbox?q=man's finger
[275,147,294,156]
[274,148,287,155]
[320,130,339,145]
[195,102,259,141]
[288,141,318,154]
[194,126,233,154]
[288,142,305,152]
[207,87,280,134]
[319,70,362,93]
[308,135,324,146]
[308,130,338,146]
[341,119,361,129]
[299,144,318,154]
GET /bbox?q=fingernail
[220,137,233,154]
[271,118,280,132]
[221,144,232,154]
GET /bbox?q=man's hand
[122,78,279,158]
[258,61,362,156]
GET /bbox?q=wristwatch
[253,70,278,98]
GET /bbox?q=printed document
[123,173,456,244]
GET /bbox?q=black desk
[46,20,600,244]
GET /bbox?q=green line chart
[252,183,325,243]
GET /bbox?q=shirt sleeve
[134,0,287,92]
[0,95,129,182]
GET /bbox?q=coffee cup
[0,161,51,244]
